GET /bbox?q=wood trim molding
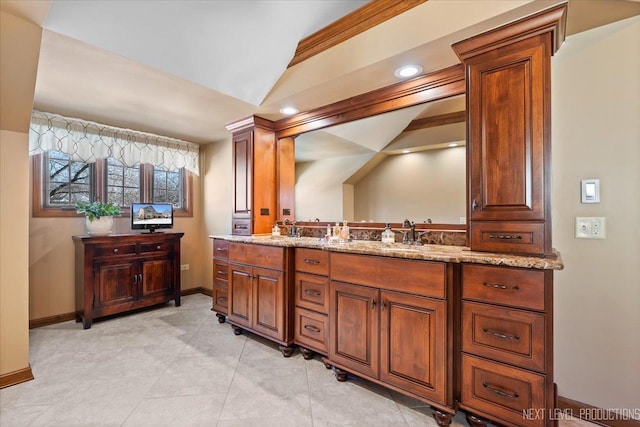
[451,2,567,61]
[403,110,465,133]
[29,312,76,329]
[181,287,213,297]
[274,64,465,138]
[225,115,275,134]
[0,366,34,389]
[288,0,428,68]
[557,396,640,427]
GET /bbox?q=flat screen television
[131,203,173,233]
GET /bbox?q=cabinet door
[329,281,379,379]
[468,36,547,222]
[379,291,447,404]
[228,264,253,328]
[93,259,137,308]
[140,257,173,298]
[252,267,285,341]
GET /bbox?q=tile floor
[1,294,596,427]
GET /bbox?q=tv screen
[131,203,173,233]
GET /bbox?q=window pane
[124,188,140,206]
[45,151,91,207]
[107,187,123,206]
[154,170,166,189]
[107,158,140,208]
[152,168,183,208]
[124,168,139,187]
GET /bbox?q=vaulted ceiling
[2,0,638,148]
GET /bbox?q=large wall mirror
[293,94,466,226]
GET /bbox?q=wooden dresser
[73,232,183,329]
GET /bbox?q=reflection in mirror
[294,95,466,225]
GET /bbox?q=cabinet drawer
[331,253,445,299]
[229,242,284,271]
[213,286,228,312]
[295,248,329,276]
[213,260,229,282]
[213,239,229,259]
[94,244,137,258]
[470,222,545,255]
[295,272,329,314]
[140,242,171,253]
[462,302,545,372]
[294,307,328,354]
[461,355,546,427]
[232,218,251,235]
[462,264,546,311]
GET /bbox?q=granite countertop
[209,235,563,270]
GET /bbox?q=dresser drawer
[295,248,329,276]
[470,221,545,255]
[213,239,229,259]
[462,302,545,372]
[213,260,229,283]
[294,307,328,354]
[461,354,546,427]
[462,264,546,311]
[140,242,171,253]
[229,242,284,271]
[295,272,329,314]
[331,252,445,299]
[94,244,137,258]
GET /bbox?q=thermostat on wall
[581,179,600,203]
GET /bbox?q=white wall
[295,153,375,222]
[552,16,640,411]
[354,147,466,223]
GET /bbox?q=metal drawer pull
[380,300,386,311]
[217,270,226,275]
[370,299,376,309]
[138,274,142,283]
[304,289,321,296]
[483,282,519,290]
[217,248,228,252]
[217,296,227,302]
[304,259,320,265]
[113,248,119,254]
[133,274,137,284]
[489,234,522,240]
[483,328,520,340]
[304,325,321,333]
[483,382,519,399]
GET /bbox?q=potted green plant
[76,201,122,235]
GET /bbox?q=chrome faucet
[402,219,417,244]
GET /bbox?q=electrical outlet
[459,217,466,224]
[180,264,189,271]
[575,217,606,239]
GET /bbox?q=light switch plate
[581,179,600,203]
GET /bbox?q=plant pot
[86,216,114,235]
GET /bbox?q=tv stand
[73,232,184,329]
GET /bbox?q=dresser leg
[174,295,181,307]
[215,313,226,324]
[231,325,243,336]
[432,407,453,426]
[465,413,488,427]
[82,317,92,330]
[300,347,314,360]
[279,344,295,358]
[333,367,348,382]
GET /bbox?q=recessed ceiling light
[279,106,299,115]
[402,149,411,154]
[448,143,458,147]
[394,65,423,79]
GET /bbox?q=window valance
[29,111,200,175]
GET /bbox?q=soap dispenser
[340,220,350,241]
[382,223,394,244]
[271,222,280,236]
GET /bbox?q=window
[33,155,193,217]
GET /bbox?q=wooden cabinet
[460,264,554,427]
[294,248,330,358]
[73,233,183,329]
[211,238,229,323]
[227,242,294,356]
[325,252,453,421]
[452,4,566,257]
[226,116,277,235]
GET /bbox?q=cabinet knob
[113,248,119,254]
[157,245,162,250]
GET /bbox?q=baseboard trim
[29,288,212,329]
[0,365,34,389]
[557,396,640,427]
[181,287,212,297]
[29,312,76,329]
